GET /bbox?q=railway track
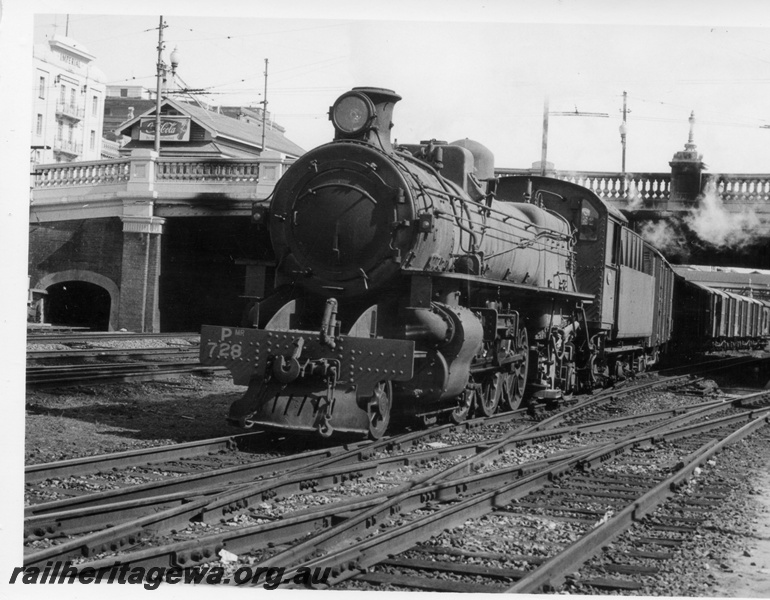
[26,332,206,387]
[26,361,223,388]
[279,390,770,593]
[27,332,200,344]
[25,374,756,579]
[24,374,689,507]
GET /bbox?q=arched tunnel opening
[45,281,111,331]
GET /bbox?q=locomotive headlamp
[330,92,375,135]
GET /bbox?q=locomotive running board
[410,271,595,303]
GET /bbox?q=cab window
[578,199,599,241]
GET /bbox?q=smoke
[684,179,769,249]
[639,219,691,261]
[625,179,643,211]
[639,178,769,259]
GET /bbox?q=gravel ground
[21,370,770,596]
[702,434,770,598]
[25,372,242,464]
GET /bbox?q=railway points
[21,361,770,594]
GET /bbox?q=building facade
[31,34,107,166]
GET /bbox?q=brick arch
[35,270,120,331]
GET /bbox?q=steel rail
[272,403,770,590]
[27,347,199,359]
[507,406,770,592]
[25,402,532,515]
[25,431,267,483]
[23,416,548,541]
[22,390,755,572]
[28,361,198,374]
[22,408,533,545]
[27,368,648,493]
[23,423,614,541]
[26,363,224,388]
[30,495,388,575]
[26,390,701,540]
[21,377,702,560]
[254,389,733,573]
[25,440,371,517]
[27,332,200,343]
[23,449,579,570]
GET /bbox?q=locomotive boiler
[201,87,596,439]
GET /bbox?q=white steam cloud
[639,220,690,260]
[625,179,643,211]
[639,177,770,256]
[684,179,769,249]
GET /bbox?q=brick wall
[118,229,162,331]
[28,218,124,286]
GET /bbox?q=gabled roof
[115,97,305,158]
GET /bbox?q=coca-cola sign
[138,117,191,141]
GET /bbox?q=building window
[38,76,45,99]
[36,114,43,136]
[90,130,96,150]
[120,88,128,97]
[92,96,98,117]
[59,85,65,103]
[70,88,76,107]
[68,123,74,142]
[57,121,63,140]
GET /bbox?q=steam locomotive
[200,87,764,440]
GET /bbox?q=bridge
[28,148,770,333]
[32,151,770,222]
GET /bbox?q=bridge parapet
[496,168,673,204]
[558,171,672,203]
[155,158,260,182]
[705,173,770,204]
[31,152,295,222]
[35,158,131,188]
[496,167,770,217]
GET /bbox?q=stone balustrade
[35,158,131,187]
[496,168,673,204]
[155,158,261,182]
[705,173,770,204]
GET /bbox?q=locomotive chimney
[329,87,402,153]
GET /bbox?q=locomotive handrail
[300,182,378,205]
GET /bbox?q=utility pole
[261,58,269,153]
[154,16,166,154]
[619,90,628,194]
[540,97,549,176]
[541,97,608,176]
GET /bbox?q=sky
[20,1,770,176]
[3,2,770,598]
